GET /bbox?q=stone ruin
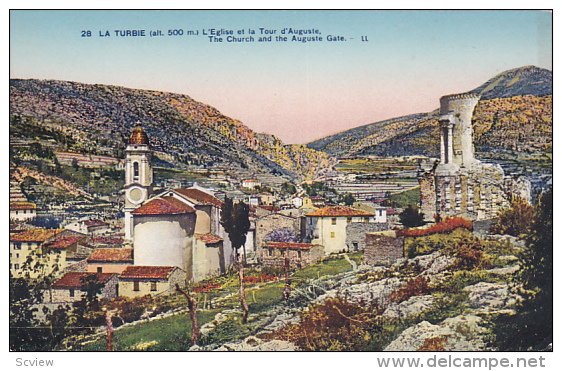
[419,93,531,221]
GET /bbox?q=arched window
[133,162,139,180]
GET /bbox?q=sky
[10,10,552,144]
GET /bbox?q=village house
[48,272,119,304]
[65,218,111,235]
[305,206,383,255]
[241,179,261,190]
[118,266,185,298]
[259,192,276,206]
[291,196,304,209]
[9,201,37,221]
[43,230,92,272]
[86,248,134,274]
[255,212,302,251]
[10,228,64,278]
[260,241,323,269]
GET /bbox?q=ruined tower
[419,93,531,222]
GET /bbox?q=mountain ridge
[9,78,335,183]
[307,65,552,158]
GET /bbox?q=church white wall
[133,214,196,278]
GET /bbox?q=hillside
[9,79,334,183]
[308,66,552,158]
[469,65,552,99]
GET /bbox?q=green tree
[220,196,251,323]
[495,188,552,350]
[399,205,425,228]
[281,182,297,195]
[338,193,356,206]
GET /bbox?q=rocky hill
[469,65,552,99]
[308,66,552,158]
[9,79,334,182]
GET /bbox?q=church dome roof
[129,122,150,145]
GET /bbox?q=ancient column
[447,124,454,165]
[440,124,446,164]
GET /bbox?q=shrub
[389,276,430,303]
[404,228,473,257]
[490,197,535,237]
[264,296,383,351]
[398,217,473,238]
[448,242,491,271]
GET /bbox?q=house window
[363,217,369,223]
[13,242,22,250]
[297,250,302,259]
[97,267,103,273]
[151,282,157,291]
[352,242,359,251]
[69,289,75,298]
[281,250,286,256]
[133,281,140,291]
[16,253,19,258]
[331,217,337,225]
[268,249,273,256]
[347,217,352,224]
[14,264,19,270]
[330,232,335,238]
[378,210,383,216]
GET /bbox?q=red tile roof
[10,201,37,210]
[174,188,223,207]
[46,235,86,250]
[84,219,108,227]
[132,197,195,216]
[87,248,134,263]
[196,233,223,244]
[120,266,178,280]
[264,241,317,250]
[306,206,374,217]
[52,272,116,289]
[10,228,61,243]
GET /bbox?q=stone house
[255,213,301,251]
[48,272,119,303]
[363,231,404,265]
[118,266,185,298]
[260,241,323,269]
[305,206,382,255]
[345,222,390,252]
[86,248,134,274]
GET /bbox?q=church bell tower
[124,122,153,240]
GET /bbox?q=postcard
[8,8,553,359]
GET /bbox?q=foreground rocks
[385,315,490,351]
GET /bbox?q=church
[122,123,233,282]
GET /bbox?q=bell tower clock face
[127,186,145,205]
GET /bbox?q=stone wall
[260,245,324,269]
[364,231,404,265]
[255,214,301,250]
[346,222,390,252]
